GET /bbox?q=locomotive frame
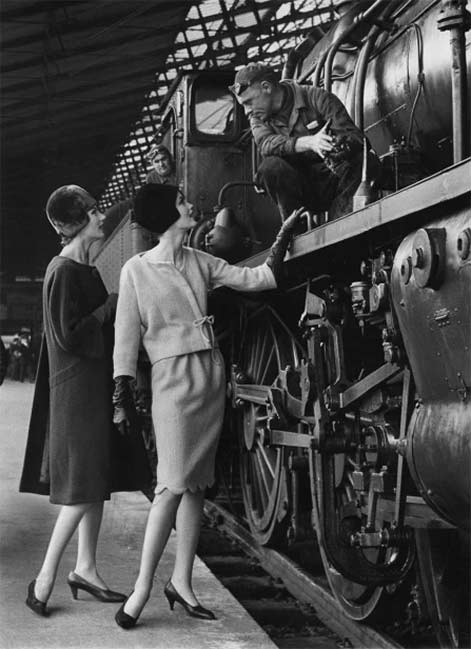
[94,1,470,646]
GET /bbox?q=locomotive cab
[154,70,286,261]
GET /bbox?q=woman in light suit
[113,183,300,628]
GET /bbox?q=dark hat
[230,63,279,96]
[46,185,95,239]
[133,183,180,234]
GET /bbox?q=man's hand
[295,119,335,158]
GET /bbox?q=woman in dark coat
[20,185,149,617]
[112,183,301,628]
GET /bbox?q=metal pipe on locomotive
[94,1,470,645]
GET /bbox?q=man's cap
[230,63,279,96]
[145,143,171,161]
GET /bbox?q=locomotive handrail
[240,157,471,268]
[323,0,398,92]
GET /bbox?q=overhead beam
[0,0,192,23]
[1,4,327,74]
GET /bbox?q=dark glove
[266,207,304,285]
[112,375,138,436]
[93,293,118,324]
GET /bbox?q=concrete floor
[0,378,277,649]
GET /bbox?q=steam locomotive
[94,1,471,646]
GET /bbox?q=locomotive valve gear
[112,375,138,436]
[266,207,304,284]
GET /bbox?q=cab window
[194,82,235,136]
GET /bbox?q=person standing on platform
[19,331,32,382]
[19,185,151,617]
[0,336,8,386]
[9,333,24,381]
[112,183,301,628]
[145,144,176,185]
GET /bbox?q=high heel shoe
[67,572,126,603]
[115,592,139,630]
[26,580,49,617]
[164,580,216,620]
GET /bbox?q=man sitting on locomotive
[145,144,177,186]
[230,63,379,221]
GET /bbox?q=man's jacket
[250,79,364,164]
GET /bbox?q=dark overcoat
[19,256,151,504]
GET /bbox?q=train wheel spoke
[238,307,304,545]
[256,438,276,480]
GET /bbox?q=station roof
[1,0,332,280]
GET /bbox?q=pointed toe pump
[115,592,139,630]
[164,580,216,620]
[26,580,49,617]
[67,572,126,603]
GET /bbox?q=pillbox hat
[133,183,180,235]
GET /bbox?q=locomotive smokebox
[391,208,471,529]
[407,401,470,529]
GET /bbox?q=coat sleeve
[46,264,105,358]
[113,263,142,379]
[313,87,363,151]
[205,253,277,292]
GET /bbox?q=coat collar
[142,244,190,266]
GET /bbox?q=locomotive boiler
[93,1,470,646]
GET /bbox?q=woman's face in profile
[84,203,106,241]
[175,191,196,230]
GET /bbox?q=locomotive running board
[241,158,471,268]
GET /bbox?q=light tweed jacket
[113,245,276,378]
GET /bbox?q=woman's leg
[73,501,107,588]
[34,502,93,602]
[171,488,205,605]
[124,489,181,618]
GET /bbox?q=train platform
[0,378,278,649]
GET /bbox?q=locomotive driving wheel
[415,529,470,648]
[310,449,385,620]
[237,307,303,546]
